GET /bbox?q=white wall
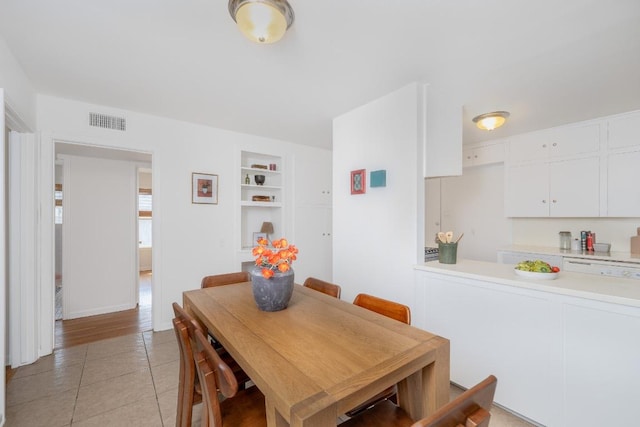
[0,35,36,130]
[37,95,331,331]
[440,163,512,261]
[333,83,424,308]
[61,155,138,319]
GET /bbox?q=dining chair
[201,271,249,288]
[172,302,250,427]
[340,375,498,427]
[193,327,267,426]
[345,293,412,417]
[200,272,250,350]
[302,277,342,299]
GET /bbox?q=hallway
[54,271,152,349]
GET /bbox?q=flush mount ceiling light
[228,0,295,44]
[472,111,510,131]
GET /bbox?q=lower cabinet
[415,270,640,427]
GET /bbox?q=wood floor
[54,271,153,349]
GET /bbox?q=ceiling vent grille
[89,112,127,131]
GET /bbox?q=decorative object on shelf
[228,0,295,44]
[269,163,277,171]
[472,111,510,131]
[252,232,267,245]
[244,173,250,184]
[350,169,366,195]
[254,174,266,185]
[252,195,271,202]
[370,170,386,188]
[260,221,274,241]
[250,237,298,311]
[251,164,268,169]
[192,172,218,204]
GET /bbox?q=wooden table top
[183,282,450,427]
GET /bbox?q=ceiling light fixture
[228,0,295,44]
[472,111,510,131]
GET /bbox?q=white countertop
[498,245,640,264]
[415,259,640,308]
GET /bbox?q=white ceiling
[1,0,639,149]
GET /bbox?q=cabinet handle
[466,156,471,159]
[552,199,557,203]
[474,155,478,158]
[542,200,547,204]
[542,144,547,148]
[552,143,557,147]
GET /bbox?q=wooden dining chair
[201,271,249,288]
[345,293,412,417]
[193,328,267,427]
[340,375,498,427]
[302,277,342,299]
[172,302,250,427]
[352,293,411,324]
[200,272,250,350]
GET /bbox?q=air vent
[89,112,127,131]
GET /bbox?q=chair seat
[340,400,414,427]
[220,385,267,426]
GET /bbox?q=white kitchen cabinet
[607,110,640,150]
[415,266,640,426]
[417,272,563,426]
[293,148,332,281]
[293,206,332,281]
[293,149,332,206]
[606,149,640,216]
[508,122,600,164]
[462,142,504,168]
[505,156,599,217]
[563,303,640,426]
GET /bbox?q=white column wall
[332,83,425,308]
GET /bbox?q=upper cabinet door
[547,123,600,158]
[505,162,550,217]
[508,131,551,164]
[608,111,640,150]
[549,156,600,217]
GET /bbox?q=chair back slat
[353,293,411,324]
[410,375,497,427]
[303,277,342,298]
[201,271,249,288]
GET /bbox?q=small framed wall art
[192,172,218,204]
[350,169,366,195]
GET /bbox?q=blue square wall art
[370,170,386,187]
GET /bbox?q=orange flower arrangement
[252,237,299,279]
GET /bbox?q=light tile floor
[6,329,537,426]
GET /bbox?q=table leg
[397,339,450,420]
[266,396,288,427]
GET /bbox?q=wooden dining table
[183,282,450,427]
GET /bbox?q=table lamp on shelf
[261,221,274,242]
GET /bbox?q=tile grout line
[143,331,168,426]
[69,344,89,426]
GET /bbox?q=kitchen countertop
[415,259,640,308]
[498,244,640,264]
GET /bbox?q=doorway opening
[54,142,153,349]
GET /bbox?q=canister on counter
[581,231,587,251]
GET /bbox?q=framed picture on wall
[350,169,366,195]
[192,172,218,204]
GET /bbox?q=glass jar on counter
[559,231,572,250]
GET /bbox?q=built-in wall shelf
[239,150,285,258]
